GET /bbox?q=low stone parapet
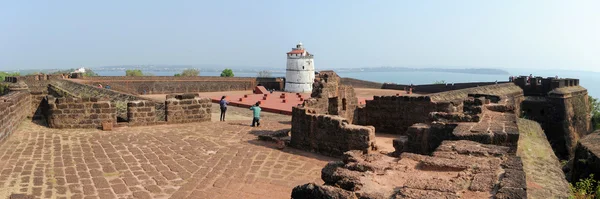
[127,100,157,126]
[0,91,31,142]
[290,107,376,157]
[44,96,116,129]
[165,93,211,123]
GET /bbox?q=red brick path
[211,91,368,115]
[0,120,334,199]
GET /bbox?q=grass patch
[47,178,57,185]
[103,172,121,177]
[570,174,600,199]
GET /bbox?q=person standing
[250,102,261,127]
[219,96,228,121]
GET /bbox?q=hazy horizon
[1,0,599,72]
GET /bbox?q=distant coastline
[88,65,511,76]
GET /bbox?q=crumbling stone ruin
[290,71,374,157]
[289,71,591,198]
[292,141,526,198]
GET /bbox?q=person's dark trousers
[251,117,260,127]
[220,107,227,121]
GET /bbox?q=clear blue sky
[1,0,599,71]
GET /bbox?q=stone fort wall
[77,76,287,94]
[522,86,591,159]
[42,93,211,129]
[354,83,524,135]
[382,81,510,94]
[0,91,31,143]
[44,96,117,129]
[356,96,460,135]
[290,107,376,157]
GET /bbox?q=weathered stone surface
[291,183,357,199]
[291,72,374,157]
[521,85,591,160]
[572,130,600,183]
[84,76,259,94]
[298,140,524,199]
[304,71,359,122]
[9,194,35,199]
[44,96,117,129]
[291,107,376,157]
[517,119,570,198]
[0,119,329,199]
[0,90,30,143]
[359,96,459,134]
[165,94,211,124]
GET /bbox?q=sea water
[95,70,600,97]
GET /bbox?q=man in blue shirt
[219,96,228,121]
[250,102,261,127]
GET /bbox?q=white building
[73,67,86,73]
[284,43,315,93]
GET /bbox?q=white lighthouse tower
[284,42,315,93]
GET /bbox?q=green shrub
[125,69,144,76]
[220,69,234,77]
[570,174,600,199]
[181,69,200,76]
[0,71,20,80]
[257,70,271,78]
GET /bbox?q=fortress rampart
[382,81,510,94]
[74,76,285,94]
[290,107,376,157]
[43,96,117,129]
[0,72,593,198]
[0,91,31,143]
[515,76,591,159]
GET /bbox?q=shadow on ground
[278,121,292,125]
[30,119,47,127]
[246,128,338,162]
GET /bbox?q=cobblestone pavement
[0,120,334,199]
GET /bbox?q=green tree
[433,80,447,84]
[0,71,20,95]
[51,68,75,75]
[83,68,99,77]
[220,69,234,77]
[590,96,600,130]
[257,70,272,78]
[125,69,144,76]
[181,68,200,76]
[174,74,181,77]
[0,71,20,80]
[0,84,7,95]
